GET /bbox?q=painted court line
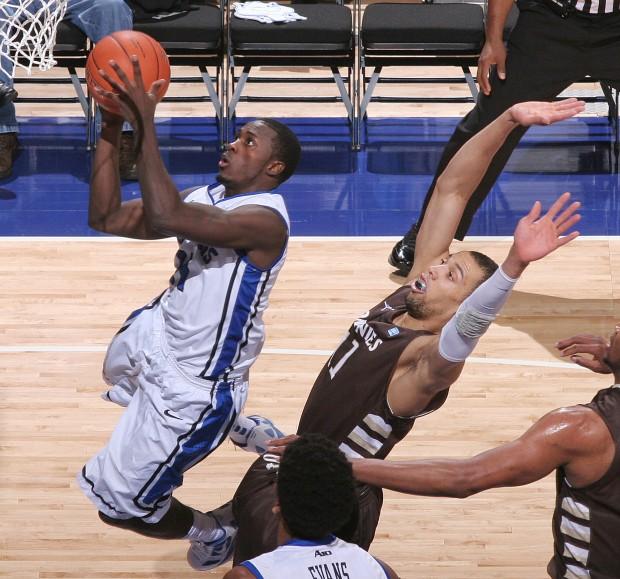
[0,344,585,370]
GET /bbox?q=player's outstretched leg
[230,415,286,454]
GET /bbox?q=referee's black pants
[418,1,620,240]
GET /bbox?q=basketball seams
[87,51,116,111]
[86,31,170,114]
[88,52,102,86]
[142,35,160,94]
[110,34,139,72]
[157,45,170,99]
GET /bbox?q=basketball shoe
[229,415,286,454]
[388,223,419,276]
[187,501,237,571]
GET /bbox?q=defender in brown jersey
[352,326,620,579]
[190,100,586,572]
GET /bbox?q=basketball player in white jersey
[76,58,302,560]
[225,434,399,579]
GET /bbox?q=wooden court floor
[1,237,618,578]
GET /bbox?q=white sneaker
[229,415,286,454]
[187,502,238,571]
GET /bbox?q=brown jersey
[297,285,448,458]
[232,286,448,564]
[549,385,620,579]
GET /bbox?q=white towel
[233,1,307,23]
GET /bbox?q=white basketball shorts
[77,305,248,523]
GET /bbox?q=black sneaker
[388,223,419,276]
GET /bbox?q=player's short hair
[277,433,356,540]
[258,118,301,185]
[468,250,499,289]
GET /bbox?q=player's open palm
[508,98,585,127]
[512,192,581,264]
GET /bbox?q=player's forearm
[89,122,160,239]
[352,458,476,498]
[412,110,518,271]
[485,0,514,44]
[136,120,184,234]
[433,109,518,204]
[89,122,123,231]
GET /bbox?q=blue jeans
[0,0,133,134]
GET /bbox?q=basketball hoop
[0,0,68,77]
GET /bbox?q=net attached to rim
[0,0,68,77]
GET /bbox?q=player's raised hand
[95,56,167,154]
[96,56,166,126]
[508,98,585,127]
[503,192,580,278]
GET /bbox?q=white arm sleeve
[438,265,518,362]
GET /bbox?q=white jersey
[241,535,390,578]
[159,183,289,380]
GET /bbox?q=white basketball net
[0,0,68,77]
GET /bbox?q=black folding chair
[132,0,226,146]
[14,2,226,149]
[227,0,359,148]
[358,1,488,145]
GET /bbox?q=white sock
[185,510,223,543]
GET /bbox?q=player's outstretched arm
[351,405,608,497]
[408,100,585,282]
[393,193,581,416]
[359,327,620,499]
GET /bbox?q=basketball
[85,31,171,115]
